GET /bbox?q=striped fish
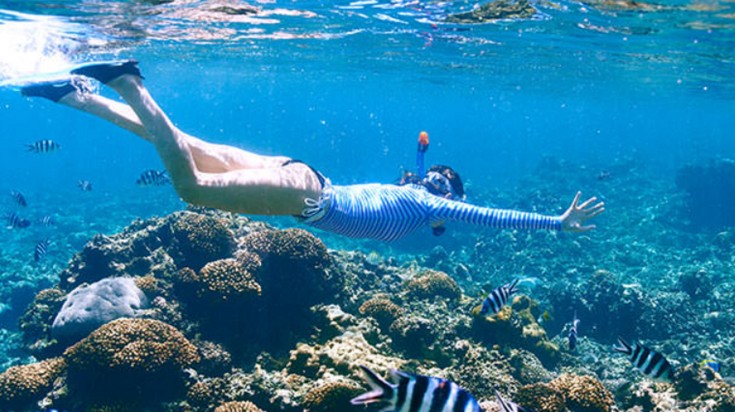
[34,239,51,262]
[11,191,27,207]
[26,139,61,153]
[39,215,56,226]
[77,180,93,192]
[6,212,31,229]
[568,313,579,351]
[472,279,520,317]
[136,169,170,186]
[351,366,481,412]
[495,389,535,412]
[614,337,675,381]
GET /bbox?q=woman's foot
[20,79,76,102]
[70,60,142,84]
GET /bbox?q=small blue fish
[6,212,31,229]
[27,139,61,153]
[34,239,51,262]
[473,279,519,317]
[701,359,720,373]
[568,313,579,351]
[10,191,27,207]
[351,366,481,412]
[496,389,536,412]
[77,180,93,192]
[136,169,170,186]
[614,337,675,381]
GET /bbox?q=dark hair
[428,164,465,198]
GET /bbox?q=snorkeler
[20,60,604,241]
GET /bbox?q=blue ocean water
[0,0,734,407]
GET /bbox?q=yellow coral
[404,270,461,302]
[302,380,363,412]
[197,258,262,301]
[214,401,265,412]
[550,374,614,412]
[0,357,66,410]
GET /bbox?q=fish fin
[351,366,394,406]
[471,304,484,317]
[508,278,520,295]
[613,337,631,355]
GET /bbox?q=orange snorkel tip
[418,131,429,146]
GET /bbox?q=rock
[51,277,149,345]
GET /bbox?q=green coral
[0,357,66,410]
[301,379,363,412]
[170,212,235,270]
[403,270,461,303]
[63,318,200,402]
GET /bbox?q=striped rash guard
[302,183,562,242]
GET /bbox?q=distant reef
[676,158,735,229]
[1,208,734,411]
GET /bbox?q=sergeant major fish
[34,239,50,262]
[136,169,170,186]
[472,279,519,317]
[26,139,61,153]
[77,180,93,192]
[10,191,27,207]
[614,337,675,381]
[495,389,536,412]
[6,212,30,229]
[351,365,481,412]
[568,313,579,351]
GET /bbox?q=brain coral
[403,270,461,303]
[63,318,200,402]
[214,401,265,412]
[169,212,235,270]
[0,357,65,410]
[302,379,363,412]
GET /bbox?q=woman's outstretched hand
[559,191,605,232]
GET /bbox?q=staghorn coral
[19,288,67,359]
[403,269,461,303]
[0,357,66,410]
[63,318,199,403]
[359,297,403,328]
[170,212,235,271]
[195,258,262,302]
[214,401,265,412]
[301,379,363,412]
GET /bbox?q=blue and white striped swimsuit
[302,184,561,242]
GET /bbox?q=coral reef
[517,374,613,412]
[214,401,265,412]
[169,212,236,271]
[301,379,363,412]
[51,277,149,345]
[18,288,67,359]
[358,297,403,329]
[186,258,262,302]
[0,357,65,411]
[63,318,200,403]
[403,269,462,303]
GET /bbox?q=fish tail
[351,366,394,406]
[508,278,520,294]
[614,337,632,355]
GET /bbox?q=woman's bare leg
[103,73,323,215]
[58,90,290,173]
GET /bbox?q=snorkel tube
[417,131,429,178]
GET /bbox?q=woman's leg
[74,63,323,215]
[58,90,290,173]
